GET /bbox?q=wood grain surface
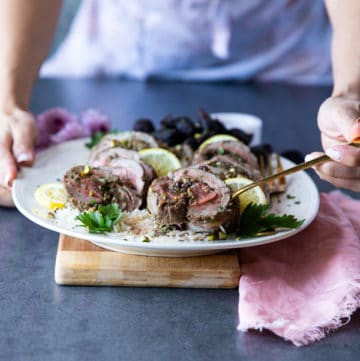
[55,235,241,288]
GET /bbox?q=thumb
[318,98,359,143]
[325,143,360,167]
[10,110,36,166]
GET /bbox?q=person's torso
[41,0,332,84]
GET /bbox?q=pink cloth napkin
[238,191,360,346]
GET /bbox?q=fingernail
[17,153,32,163]
[304,154,315,162]
[325,148,342,161]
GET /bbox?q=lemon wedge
[225,177,267,214]
[199,134,239,150]
[34,182,67,210]
[139,148,181,176]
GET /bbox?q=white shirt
[41,0,332,84]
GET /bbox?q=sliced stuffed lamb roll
[90,146,156,200]
[172,168,237,232]
[63,165,141,212]
[89,131,159,161]
[89,146,141,164]
[192,155,261,181]
[147,176,188,225]
[193,140,259,170]
[147,168,238,232]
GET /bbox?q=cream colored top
[41,0,332,84]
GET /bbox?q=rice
[46,205,210,245]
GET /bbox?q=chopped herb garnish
[217,147,225,155]
[75,203,122,234]
[85,129,119,149]
[85,131,107,149]
[157,224,178,235]
[286,194,296,200]
[237,203,304,237]
[142,236,151,243]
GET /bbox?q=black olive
[208,119,226,133]
[228,128,253,145]
[198,109,213,130]
[175,116,197,136]
[160,114,177,129]
[250,144,273,156]
[281,150,304,165]
[152,128,186,146]
[133,118,155,133]
[184,137,199,150]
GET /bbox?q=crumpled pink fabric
[238,191,360,346]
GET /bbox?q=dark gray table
[1,79,359,361]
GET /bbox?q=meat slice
[90,148,156,198]
[172,168,237,232]
[102,158,146,194]
[193,140,259,169]
[63,165,141,212]
[110,183,142,212]
[63,166,116,211]
[89,147,140,164]
[140,161,157,188]
[89,131,159,160]
[172,143,194,167]
[148,168,237,232]
[193,155,260,181]
[147,176,188,225]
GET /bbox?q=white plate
[13,139,319,257]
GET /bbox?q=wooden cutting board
[55,235,241,288]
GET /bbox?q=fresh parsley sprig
[75,203,122,234]
[238,203,304,237]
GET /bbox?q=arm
[0,0,62,192]
[327,0,360,100]
[307,0,360,191]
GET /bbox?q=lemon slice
[139,148,181,176]
[225,177,267,214]
[34,182,67,210]
[199,134,239,150]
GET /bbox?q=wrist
[0,79,31,114]
[332,85,360,100]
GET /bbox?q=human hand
[305,96,360,191]
[0,107,36,206]
[0,186,14,207]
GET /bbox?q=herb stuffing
[237,203,304,238]
[75,203,122,234]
